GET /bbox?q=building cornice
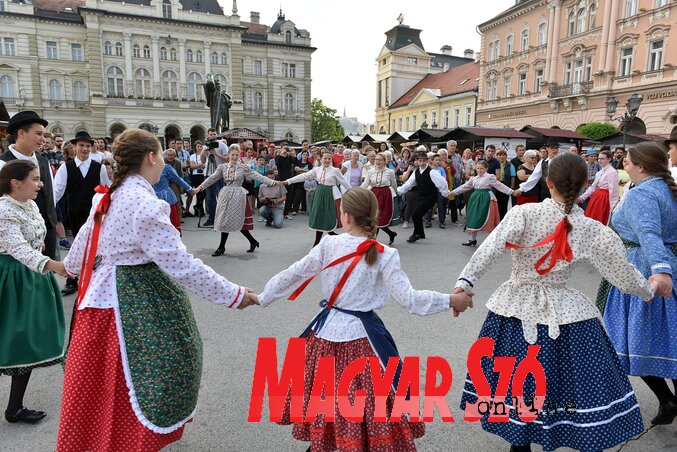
[478,0,547,32]
[241,39,316,52]
[0,11,84,25]
[78,7,246,32]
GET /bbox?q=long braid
[658,168,677,202]
[547,153,588,233]
[342,187,381,266]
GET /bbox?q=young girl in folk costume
[457,153,656,452]
[196,143,277,256]
[258,188,473,451]
[577,149,619,225]
[282,150,352,246]
[451,160,520,247]
[152,162,195,236]
[361,152,399,245]
[57,129,258,452]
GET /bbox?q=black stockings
[642,376,677,404]
[217,230,256,250]
[7,372,31,414]
[380,226,395,241]
[313,231,337,247]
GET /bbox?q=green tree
[576,122,618,141]
[311,98,345,143]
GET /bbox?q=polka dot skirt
[57,308,186,452]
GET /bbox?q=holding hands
[238,287,260,310]
[649,273,673,298]
[512,189,523,198]
[450,287,474,317]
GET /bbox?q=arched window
[162,0,172,19]
[538,23,547,46]
[170,47,177,61]
[73,81,87,101]
[132,44,140,58]
[520,29,529,51]
[576,9,586,34]
[160,47,167,60]
[214,74,228,91]
[186,49,193,63]
[143,45,151,58]
[187,72,203,101]
[106,66,124,96]
[254,91,263,110]
[115,42,123,56]
[211,51,218,64]
[284,92,294,111]
[135,68,152,98]
[285,30,292,44]
[48,79,62,100]
[589,3,598,30]
[162,70,178,99]
[51,126,64,135]
[0,74,15,98]
[220,52,228,65]
[103,41,112,55]
[506,35,513,55]
[568,12,575,36]
[285,131,295,141]
[195,50,202,63]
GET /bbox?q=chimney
[250,11,260,23]
[464,49,475,59]
[440,45,452,55]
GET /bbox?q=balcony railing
[548,81,592,98]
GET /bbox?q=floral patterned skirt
[279,332,425,451]
[58,263,202,452]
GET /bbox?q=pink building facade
[477,0,677,138]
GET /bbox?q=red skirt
[585,188,610,225]
[169,203,182,236]
[371,187,394,228]
[279,332,424,451]
[243,198,254,231]
[57,309,186,452]
[516,194,538,205]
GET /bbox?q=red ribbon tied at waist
[75,185,111,309]
[288,239,385,309]
[506,218,573,276]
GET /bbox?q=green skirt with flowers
[0,254,65,376]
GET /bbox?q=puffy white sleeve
[286,167,319,185]
[382,250,450,315]
[258,241,324,307]
[0,209,50,273]
[455,206,527,292]
[519,159,542,192]
[133,200,245,308]
[397,172,417,195]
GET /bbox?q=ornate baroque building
[373,22,476,134]
[0,0,314,143]
[476,0,677,136]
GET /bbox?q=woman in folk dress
[197,143,277,256]
[57,129,258,452]
[283,150,352,246]
[361,152,399,245]
[451,160,520,246]
[577,149,619,225]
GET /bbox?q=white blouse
[286,166,351,200]
[0,195,49,273]
[64,174,245,311]
[452,173,513,201]
[361,168,398,196]
[455,198,654,343]
[259,233,450,342]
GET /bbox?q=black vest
[415,166,437,198]
[65,159,101,214]
[539,159,551,200]
[0,149,57,227]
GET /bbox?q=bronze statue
[203,74,232,133]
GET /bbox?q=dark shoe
[265,221,272,227]
[407,234,421,243]
[462,240,478,247]
[439,223,446,229]
[247,241,260,253]
[509,445,532,452]
[203,220,214,227]
[5,407,47,424]
[184,211,194,218]
[388,232,397,246]
[425,221,432,228]
[61,283,77,296]
[651,399,677,425]
[59,238,71,250]
[211,248,225,257]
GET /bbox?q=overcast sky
[219,0,514,123]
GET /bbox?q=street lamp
[607,93,643,149]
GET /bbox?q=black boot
[509,445,531,452]
[241,230,259,253]
[651,398,677,425]
[462,239,477,247]
[212,232,228,256]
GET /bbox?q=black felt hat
[545,136,560,147]
[6,110,48,134]
[69,131,95,145]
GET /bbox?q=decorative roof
[450,127,532,139]
[269,9,299,34]
[390,61,479,108]
[102,0,224,15]
[383,25,424,51]
[428,52,474,70]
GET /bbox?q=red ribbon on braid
[506,218,573,276]
[75,185,111,310]
[288,239,384,308]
